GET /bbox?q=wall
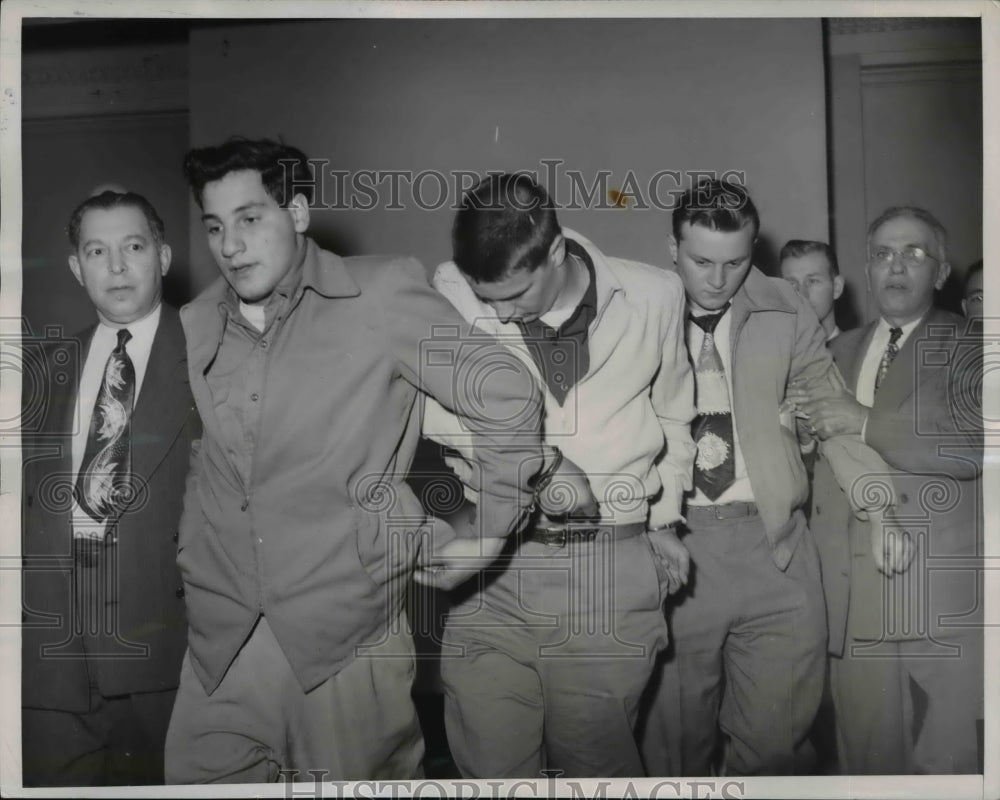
[21,33,191,336]
[188,18,829,290]
[827,18,982,323]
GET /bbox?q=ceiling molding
[20,42,188,119]
[827,17,979,36]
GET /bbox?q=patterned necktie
[75,329,135,522]
[690,306,735,501]
[874,326,903,393]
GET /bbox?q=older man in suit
[22,190,199,785]
[795,206,983,774]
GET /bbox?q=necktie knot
[690,304,730,334]
[875,326,904,394]
[115,328,132,352]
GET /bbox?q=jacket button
[26,495,33,507]
[175,587,185,598]
[173,531,179,543]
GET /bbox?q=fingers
[871,525,888,574]
[413,564,480,591]
[893,530,917,574]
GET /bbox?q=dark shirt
[517,239,598,405]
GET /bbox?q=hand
[412,535,506,591]
[784,378,818,410]
[780,397,816,447]
[537,451,600,521]
[443,452,479,491]
[869,511,916,576]
[647,526,690,595]
[795,391,869,440]
[794,417,816,448]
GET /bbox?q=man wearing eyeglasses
[791,206,983,774]
[962,260,983,322]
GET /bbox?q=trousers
[441,528,670,778]
[165,615,424,783]
[641,512,826,776]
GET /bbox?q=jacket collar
[561,227,623,315]
[727,266,796,349]
[732,266,797,315]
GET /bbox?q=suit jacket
[811,307,982,656]
[716,267,888,570]
[22,305,200,711]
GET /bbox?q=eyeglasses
[868,245,939,268]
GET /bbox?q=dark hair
[672,179,759,241]
[182,137,315,208]
[452,173,560,283]
[965,259,983,290]
[779,239,840,277]
[866,206,948,262]
[67,190,165,249]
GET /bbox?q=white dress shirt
[855,315,922,407]
[71,303,161,537]
[687,307,755,506]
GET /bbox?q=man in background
[165,139,545,783]
[424,173,696,777]
[22,190,198,785]
[796,206,983,774]
[962,259,983,320]
[780,239,845,341]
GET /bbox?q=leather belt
[521,521,646,548]
[685,501,759,522]
[73,537,114,568]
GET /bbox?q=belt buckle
[544,528,568,547]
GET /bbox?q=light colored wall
[21,39,190,335]
[827,18,982,323]
[22,112,191,336]
[188,18,829,290]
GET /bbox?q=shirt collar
[94,302,161,348]
[564,238,599,314]
[875,313,923,348]
[213,235,361,316]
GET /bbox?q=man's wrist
[531,445,563,494]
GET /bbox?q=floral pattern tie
[690,306,735,501]
[75,328,135,522]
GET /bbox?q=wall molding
[828,18,979,36]
[21,42,188,119]
[861,60,982,86]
